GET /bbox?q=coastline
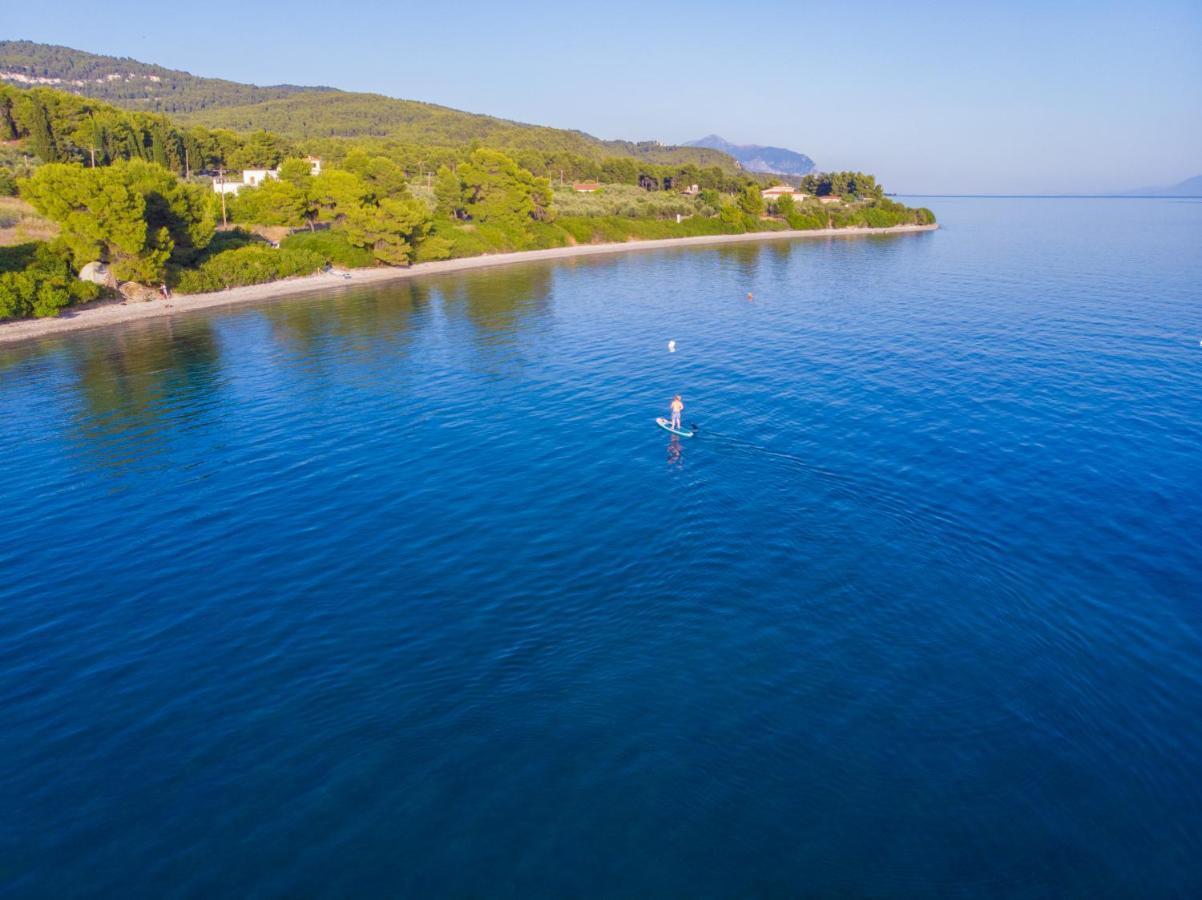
[0,223,936,345]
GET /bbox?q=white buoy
[668,340,676,353]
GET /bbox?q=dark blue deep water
[2,199,1201,897]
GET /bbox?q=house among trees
[212,157,322,195]
[242,168,275,187]
[572,181,600,192]
[761,185,809,203]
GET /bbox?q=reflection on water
[437,265,554,339]
[714,241,772,283]
[63,319,223,471]
[666,435,682,467]
[261,280,433,356]
[70,320,221,420]
[0,264,566,474]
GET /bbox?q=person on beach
[669,394,684,431]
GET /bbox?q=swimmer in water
[669,394,684,431]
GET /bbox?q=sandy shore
[0,223,936,345]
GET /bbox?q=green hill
[0,41,737,171]
[181,90,605,153]
[0,40,332,114]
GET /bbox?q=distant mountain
[0,40,741,172]
[1122,174,1202,197]
[685,134,815,176]
[0,40,332,114]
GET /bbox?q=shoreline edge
[0,223,937,345]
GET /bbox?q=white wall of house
[242,169,278,186]
[211,159,323,194]
[761,188,809,202]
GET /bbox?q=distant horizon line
[895,193,1201,199]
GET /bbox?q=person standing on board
[669,395,684,431]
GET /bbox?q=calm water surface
[2,199,1200,897]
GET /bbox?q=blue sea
[2,198,1200,897]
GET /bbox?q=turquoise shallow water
[2,198,1201,897]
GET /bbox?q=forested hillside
[1,41,737,172]
[0,40,329,114]
[0,83,750,195]
[182,91,601,156]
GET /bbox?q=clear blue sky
[6,0,1200,193]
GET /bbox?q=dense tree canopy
[230,152,443,265]
[800,171,884,199]
[455,148,555,245]
[21,159,214,281]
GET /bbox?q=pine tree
[27,101,59,163]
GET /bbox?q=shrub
[412,234,453,262]
[552,214,784,245]
[438,222,497,258]
[0,271,36,319]
[281,230,375,268]
[0,242,40,273]
[718,203,748,233]
[828,206,868,228]
[0,241,99,319]
[862,206,901,228]
[176,245,324,293]
[526,221,571,250]
[0,169,17,197]
[786,213,826,230]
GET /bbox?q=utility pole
[218,168,228,228]
[89,146,97,168]
[184,146,191,179]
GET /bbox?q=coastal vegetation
[0,77,934,323]
[0,240,98,319]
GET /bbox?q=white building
[242,168,276,187]
[760,185,809,203]
[211,158,322,194]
